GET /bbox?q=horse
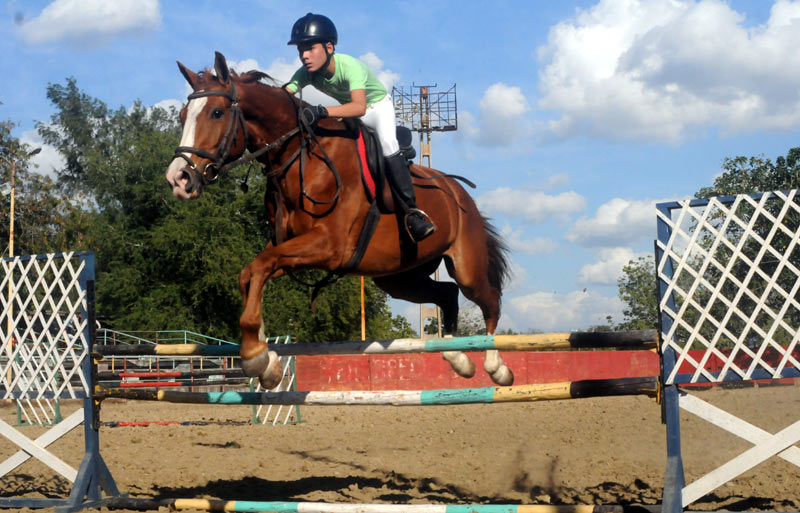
[165,52,513,388]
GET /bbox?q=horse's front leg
[238,235,338,388]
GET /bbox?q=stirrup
[404,209,436,243]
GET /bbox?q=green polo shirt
[285,53,387,106]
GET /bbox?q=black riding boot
[385,151,436,242]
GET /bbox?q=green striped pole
[92,330,657,357]
[104,497,659,513]
[95,377,658,405]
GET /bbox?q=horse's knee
[239,266,252,297]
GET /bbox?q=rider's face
[297,42,332,73]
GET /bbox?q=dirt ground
[2,384,799,512]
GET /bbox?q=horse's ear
[177,61,199,90]
[214,51,230,84]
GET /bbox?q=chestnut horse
[165,52,513,388]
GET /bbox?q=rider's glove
[300,104,329,126]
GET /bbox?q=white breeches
[360,95,400,156]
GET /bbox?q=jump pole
[95,377,658,405]
[92,329,657,357]
[104,497,660,513]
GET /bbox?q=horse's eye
[211,108,224,119]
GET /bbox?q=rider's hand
[300,104,329,126]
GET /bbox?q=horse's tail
[481,215,511,296]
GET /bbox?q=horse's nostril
[178,169,193,189]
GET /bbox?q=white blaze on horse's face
[165,96,208,200]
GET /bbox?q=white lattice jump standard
[657,190,800,512]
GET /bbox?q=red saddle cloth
[356,129,377,200]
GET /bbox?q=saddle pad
[356,129,377,201]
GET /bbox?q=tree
[696,147,800,198]
[0,119,87,256]
[694,146,800,346]
[615,146,800,337]
[587,315,615,332]
[616,256,658,330]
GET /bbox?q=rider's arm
[325,89,367,118]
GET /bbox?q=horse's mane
[195,69,280,88]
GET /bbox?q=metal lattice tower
[392,84,457,338]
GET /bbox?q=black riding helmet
[288,13,338,46]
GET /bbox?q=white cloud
[359,52,401,91]
[462,83,531,146]
[578,246,650,285]
[504,260,529,293]
[153,98,181,113]
[18,0,160,46]
[566,197,667,247]
[537,0,800,142]
[263,58,300,84]
[507,290,624,331]
[227,58,263,76]
[500,225,556,256]
[539,173,570,191]
[19,130,63,179]
[478,187,586,224]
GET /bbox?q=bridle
[173,81,301,189]
[173,79,342,221]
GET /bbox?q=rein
[174,81,342,210]
[173,81,302,189]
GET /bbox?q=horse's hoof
[442,351,476,378]
[241,349,283,389]
[490,365,514,386]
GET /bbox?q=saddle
[281,114,474,299]
[344,118,416,213]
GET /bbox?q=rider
[284,12,436,243]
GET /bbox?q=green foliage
[31,78,413,342]
[696,147,800,198]
[691,145,800,348]
[261,273,416,341]
[587,315,615,332]
[456,302,486,336]
[1,119,88,256]
[617,256,659,330]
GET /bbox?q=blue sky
[3,0,800,334]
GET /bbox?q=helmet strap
[313,43,335,77]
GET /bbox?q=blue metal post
[656,203,685,513]
[57,253,121,512]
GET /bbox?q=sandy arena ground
[2,384,799,512]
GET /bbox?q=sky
[3,0,800,335]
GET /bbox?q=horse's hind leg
[443,256,514,386]
[373,266,476,379]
